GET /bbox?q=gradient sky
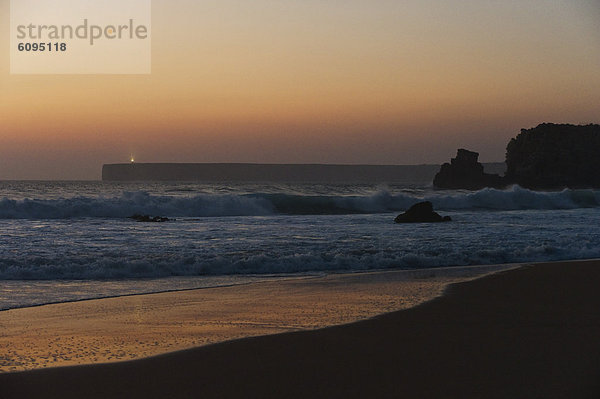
[1,0,599,179]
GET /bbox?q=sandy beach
[0,265,507,372]
[2,260,599,398]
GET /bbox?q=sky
[1,0,599,180]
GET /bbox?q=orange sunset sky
[1,0,599,179]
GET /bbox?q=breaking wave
[1,235,599,280]
[0,186,598,219]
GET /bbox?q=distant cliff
[101,163,506,183]
[505,123,600,189]
[102,163,443,183]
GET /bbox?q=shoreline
[1,259,599,398]
[0,274,317,312]
[3,259,596,313]
[0,263,516,372]
[1,263,524,313]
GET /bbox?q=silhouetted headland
[505,123,600,189]
[434,123,600,190]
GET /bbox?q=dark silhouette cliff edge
[434,123,600,190]
[505,123,600,189]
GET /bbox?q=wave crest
[0,186,598,219]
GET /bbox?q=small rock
[129,214,171,223]
[394,201,451,223]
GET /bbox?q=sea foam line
[0,186,598,219]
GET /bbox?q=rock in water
[394,201,451,223]
[505,123,600,189]
[129,214,171,223]
[433,149,505,190]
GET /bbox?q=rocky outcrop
[434,124,600,190]
[394,202,451,223]
[129,214,171,223]
[433,149,505,190]
[505,123,600,189]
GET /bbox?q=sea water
[1,181,599,310]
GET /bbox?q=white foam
[0,186,598,219]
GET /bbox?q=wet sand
[0,265,507,372]
[2,260,599,398]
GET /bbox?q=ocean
[1,180,599,310]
